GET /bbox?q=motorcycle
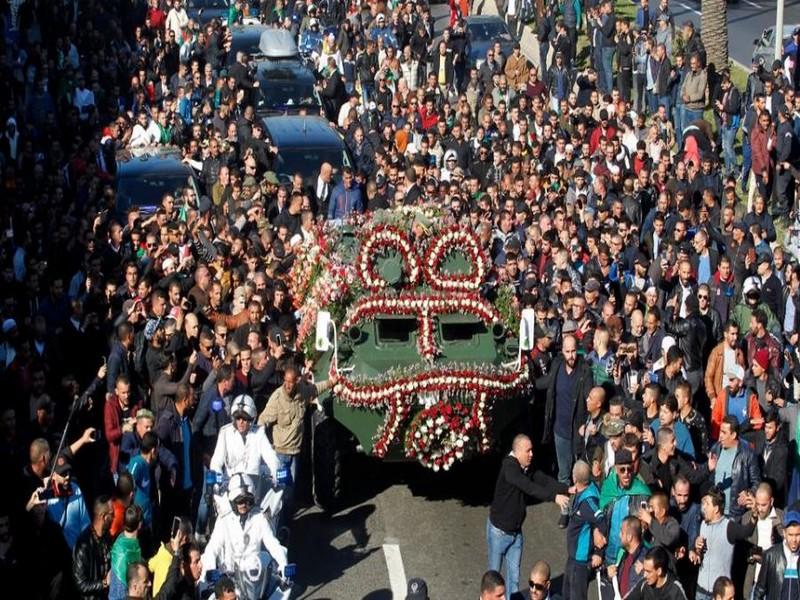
[205,468,290,536]
[204,554,295,600]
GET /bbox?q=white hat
[743,276,761,295]
[661,335,676,354]
[725,364,745,381]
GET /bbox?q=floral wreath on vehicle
[291,207,528,469]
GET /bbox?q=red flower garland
[405,402,477,471]
[356,224,420,291]
[422,226,489,292]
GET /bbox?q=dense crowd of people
[2,0,800,598]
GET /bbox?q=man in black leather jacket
[708,417,762,519]
[72,495,113,599]
[753,511,800,600]
[665,294,707,398]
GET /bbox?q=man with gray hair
[563,460,605,600]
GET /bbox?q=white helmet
[231,394,257,422]
[228,473,256,506]
[743,276,762,296]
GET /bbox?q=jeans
[658,94,672,120]
[674,103,685,148]
[276,453,297,528]
[196,466,210,536]
[553,433,574,484]
[601,46,615,93]
[721,126,738,176]
[742,140,752,185]
[633,73,646,114]
[684,107,704,126]
[487,518,523,600]
[646,89,658,115]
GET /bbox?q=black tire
[311,412,343,510]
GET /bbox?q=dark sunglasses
[529,581,547,591]
[617,465,633,473]
[698,294,709,300]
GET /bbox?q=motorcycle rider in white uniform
[209,394,280,516]
[201,474,289,595]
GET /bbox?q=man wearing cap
[597,447,652,565]
[710,363,763,440]
[405,577,429,600]
[732,277,780,340]
[753,510,800,600]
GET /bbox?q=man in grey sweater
[681,53,707,126]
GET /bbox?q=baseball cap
[601,418,625,438]
[725,364,745,381]
[585,278,602,292]
[406,578,429,600]
[615,448,634,465]
[263,171,280,185]
[784,511,800,527]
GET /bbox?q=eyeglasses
[698,294,709,300]
[529,581,547,591]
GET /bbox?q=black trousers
[562,558,591,600]
[619,68,632,102]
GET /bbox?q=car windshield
[116,173,195,213]
[229,33,264,60]
[255,82,318,112]
[273,147,350,182]
[468,21,511,40]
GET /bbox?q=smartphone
[170,516,181,539]
[284,563,297,580]
[640,501,649,510]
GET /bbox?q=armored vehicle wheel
[312,411,343,510]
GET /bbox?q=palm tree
[701,0,728,72]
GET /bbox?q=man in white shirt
[128,111,160,148]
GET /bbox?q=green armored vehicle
[290,207,535,507]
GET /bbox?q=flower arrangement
[405,401,477,471]
[356,224,420,291]
[292,208,527,470]
[422,225,489,292]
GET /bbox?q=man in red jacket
[749,110,776,209]
[104,375,141,474]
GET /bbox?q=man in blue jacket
[564,460,605,600]
[327,167,363,222]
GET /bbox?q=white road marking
[678,2,702,16]
[383,542,408,599]
[744,0,762,7]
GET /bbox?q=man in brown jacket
[258,365,336,483]
[704,320,745,403]
[504,43,530,91]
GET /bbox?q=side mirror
[315,310,332,352]
[519,308,536,352]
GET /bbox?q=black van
[262,115,353,184]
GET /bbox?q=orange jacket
[710,388,763,441]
